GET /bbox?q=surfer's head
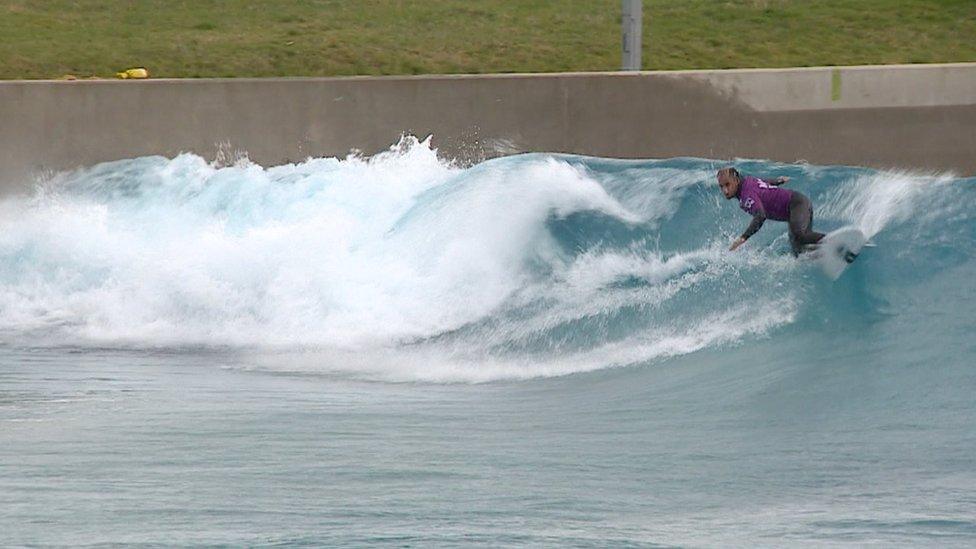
[716,167,741,199]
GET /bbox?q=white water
[0,139,959,382]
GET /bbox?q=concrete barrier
[1,63,974,192]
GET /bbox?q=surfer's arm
[742,210,766,239]
[763,176,790,186]
[731,210,767,250]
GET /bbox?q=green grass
[1,0,974,79]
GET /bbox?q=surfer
[716,167,825,256]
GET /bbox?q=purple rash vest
[737,176,793,221]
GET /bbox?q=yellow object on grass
[116,67,149,79]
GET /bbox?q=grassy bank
[1,0,973,79]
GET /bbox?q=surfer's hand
[729,237,746,251]
[773,176,790,186]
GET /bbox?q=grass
[0,0,974,79]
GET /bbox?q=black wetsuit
[787,191,825,256]
[735,175,825,256]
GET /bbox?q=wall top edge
[2,62,975,86]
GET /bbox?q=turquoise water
[2,139,975,546]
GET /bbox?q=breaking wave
[0,137,973,381]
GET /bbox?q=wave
[0,137,973,381]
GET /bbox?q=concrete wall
[1,63,974,192]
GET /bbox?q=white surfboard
[808,226,867,280]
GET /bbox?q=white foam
[0,138,651,350]
[242,297,797,383]
[1,141,818,382]
[818,170,956,239]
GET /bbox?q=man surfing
[716,167,825,256]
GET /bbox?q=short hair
[717,167,741,182]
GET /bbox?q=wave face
[1,138,973,381]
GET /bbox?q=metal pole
[621,0,642,71]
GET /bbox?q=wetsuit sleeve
[741,210,766,240]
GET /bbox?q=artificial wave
[0,137,973,382]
